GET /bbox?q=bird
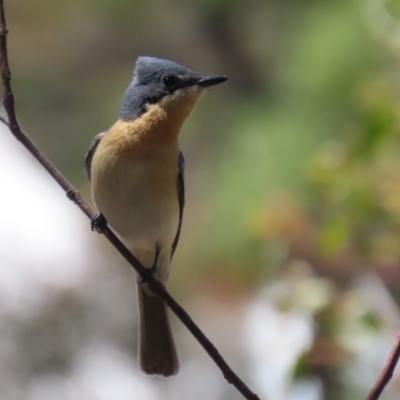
[85,57,227,377]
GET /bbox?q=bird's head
[119,57,227,121]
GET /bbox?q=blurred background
[1,0,400,399]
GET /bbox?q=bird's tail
[137,283,179,377]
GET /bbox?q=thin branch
[0,2,260,399]
[366,334,400,400]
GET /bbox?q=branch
[0,2,260,400]
[366,334,400,400]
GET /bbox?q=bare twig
[0,2,260,400]
[366,334,400,400]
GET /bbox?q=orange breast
[90,107,181,238]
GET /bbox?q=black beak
[197,75,228,87]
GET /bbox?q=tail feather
[137,284,179,377]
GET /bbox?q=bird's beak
[196,75,228,87]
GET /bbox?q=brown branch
[0,2,260,400]
[366,334,400,400]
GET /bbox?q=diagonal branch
[0,2,260,400]
[366,334,400,400]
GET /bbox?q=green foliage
[386,0,400,20]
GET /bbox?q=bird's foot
[138,268,155,285]
[138,244,160,285]
[150,245,160,275]
[91,213,107,233]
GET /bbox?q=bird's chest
[91,141,180,240]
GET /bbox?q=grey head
[119,57,227,120]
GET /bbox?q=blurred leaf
[319,217,351,256]
[385,0,400,20]
[293,351,313,379]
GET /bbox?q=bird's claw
[138,269,155,285]
[91,213,107,233]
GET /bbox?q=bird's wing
[171,151,185,259]
[84,132,105,181]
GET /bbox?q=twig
[0,2,260,399]
[366,334,400,400]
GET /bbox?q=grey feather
[138,284,179,377]
[84,132,105,181]
[119,57,201,121]
[171,152,185,259]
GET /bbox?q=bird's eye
[162,75,179,89]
